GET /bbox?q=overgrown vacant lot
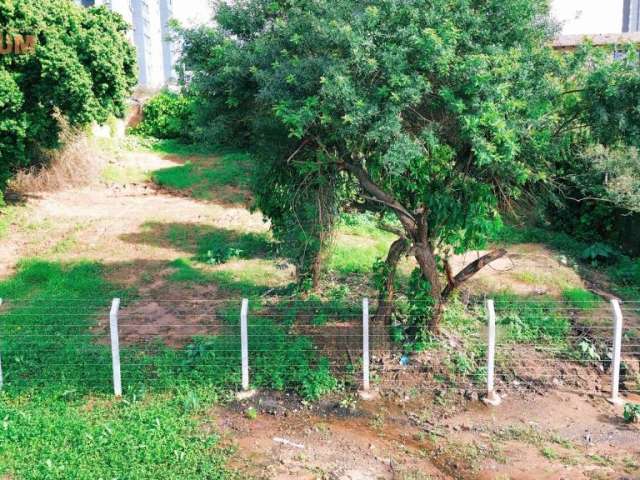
[0,137,639,479]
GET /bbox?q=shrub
[580,243,620,266]
[132,91,194,139]
[623,403,640,424]
[0,1,136,190]
[494,294,571,344]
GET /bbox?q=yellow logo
[0,34,37,55]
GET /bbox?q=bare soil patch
[214,393,452,479]
[0,147,267,344]
[451,244,585,297]
[215,388,640,480]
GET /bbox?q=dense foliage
[541,46,640,253]
[0,0,137,195]
[180,0,640,332]
[132,90,194,139]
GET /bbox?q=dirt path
[218,391,639,480]
[0,147,278,345]
[0,151,266,278]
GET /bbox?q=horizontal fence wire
[0,297,638,399]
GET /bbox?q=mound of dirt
[450,244,585,297]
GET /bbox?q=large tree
[0,0,137,194]
[180,0,640,332]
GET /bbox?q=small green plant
[623,403,640,423]
[541,446,558,460]
[205,246,243,265]
[575,340,601,363]
[623,455,639,472]
[339,394,358,411]
[327,284,350,302]
[245,407,258,420]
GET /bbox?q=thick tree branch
[341,161,417,233]
[374,237,410,324]
[441,249,508,299]
[377,221,405,238]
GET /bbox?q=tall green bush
[132,90,194,139]
[0,1,137,192]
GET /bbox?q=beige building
[77,0,175,88]
[552,0,640,49]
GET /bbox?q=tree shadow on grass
[149,146,255,207]
[120,222,277,264]
[0,258,326,398]
[167,257,294,298]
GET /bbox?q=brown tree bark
[341,160,507,335]
[413,244,444,332]
[310,250,323,290]
[373,237,409,324]
[441,249,507,299]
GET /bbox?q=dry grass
[9,123,105,195]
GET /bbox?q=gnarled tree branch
[341,161,417,234]
[441,249,508,299]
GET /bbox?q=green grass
[561,288,602,310]
[149,141,252,203]
[0,258,341,477]
[327,213,396,276]
[0,389,236,480]
[101,163,150,184]
[328,241,391,275]
[152,153,252,202]
[493,292,571,344]
[138,222,275,264]
[0,203,23,239]
[149,139,222,157]
[338,212,395,237]
[490,225,640,298]
[0,260,238,478]
[0,259,335,396]
[168,257,289,297]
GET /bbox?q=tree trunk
[341,160,507,335]
[413,242,444,333]
[310,250,323,290]
[373,237,409,324]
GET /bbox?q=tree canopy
[180,0,640,332]
[0,0,137,194]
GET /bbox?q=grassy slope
[0,139,342,479]
[0,260,237,479]
[491,224,640,299]
[1,136,638,478]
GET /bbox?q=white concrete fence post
[484,299,501,406]
[109,298,122,397]
[0,298,3,389]
[362,298,370,392]
[609,299,624,406]
[240,298,250,391]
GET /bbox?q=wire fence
[0,296,638,404]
